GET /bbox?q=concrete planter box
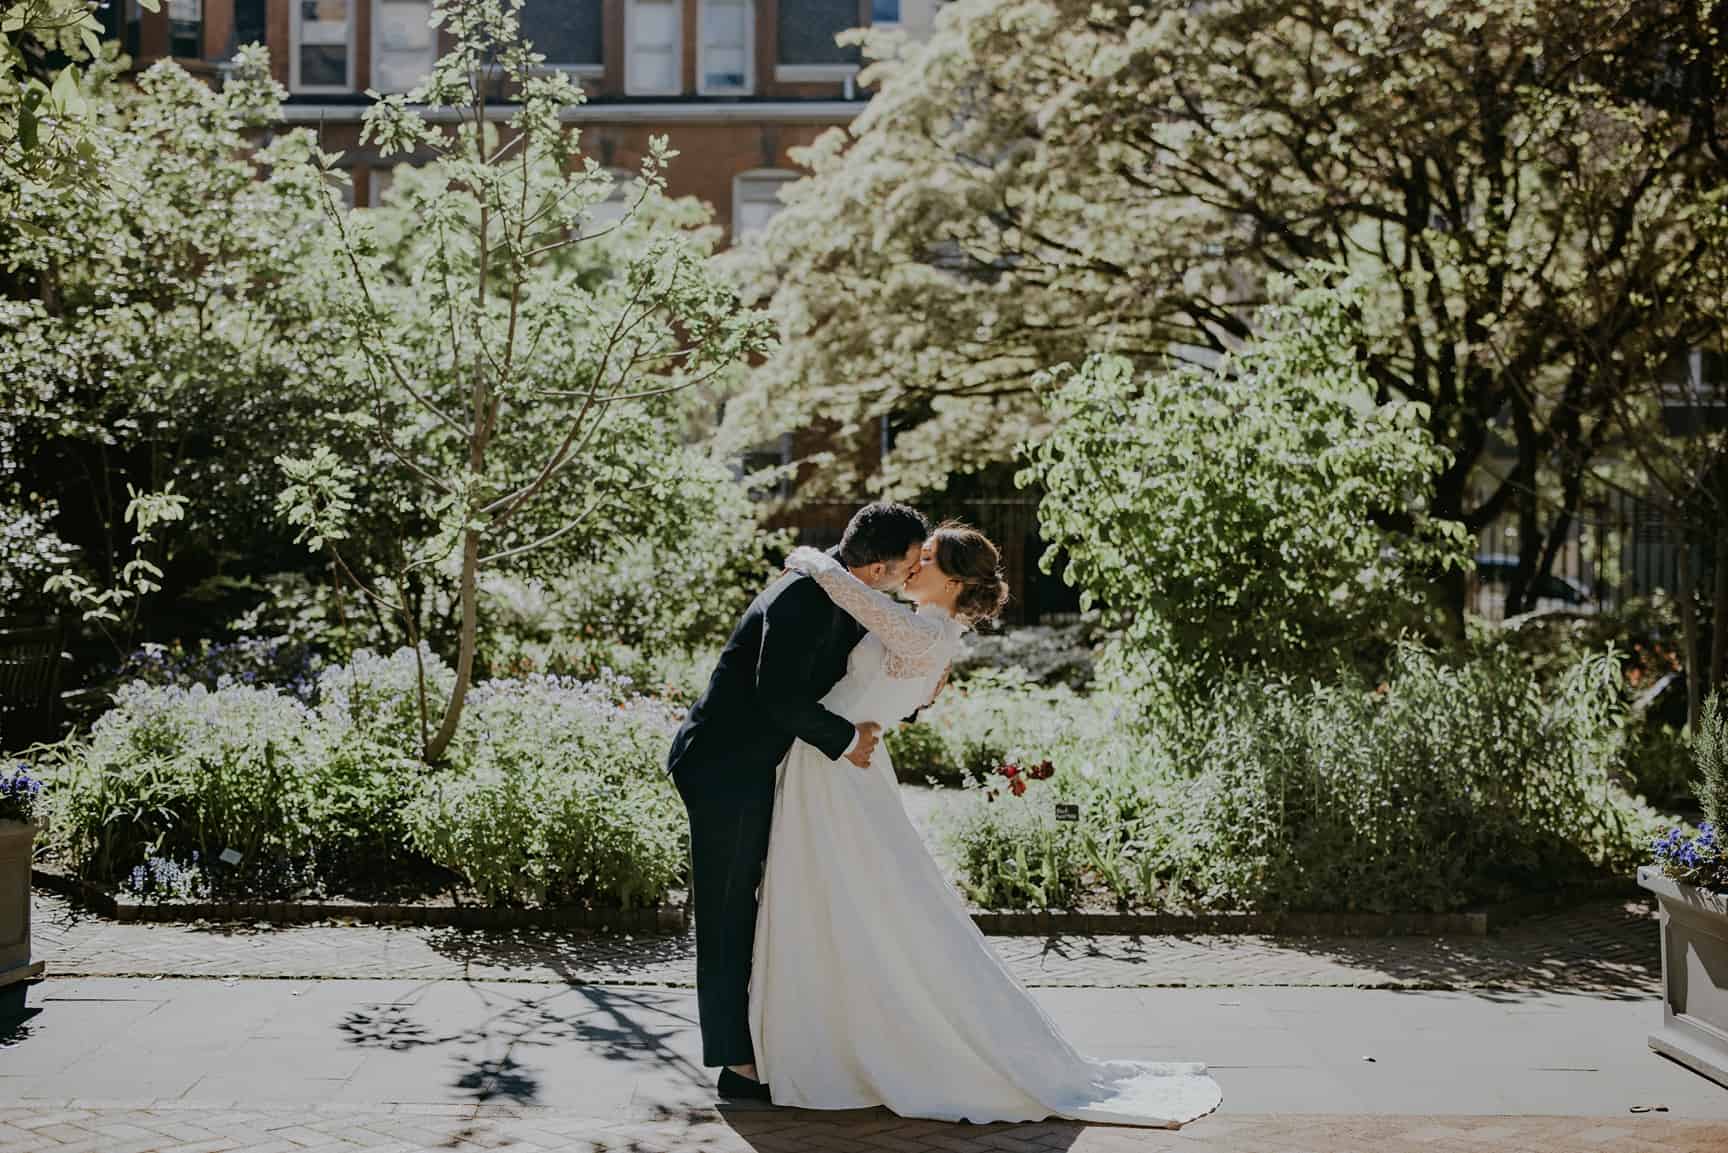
[0,820,44,1014]
[1637,865,1728,1088]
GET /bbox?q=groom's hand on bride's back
[845,722,881,769]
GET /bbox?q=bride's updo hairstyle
[932,521,1011,625]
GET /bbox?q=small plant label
[1055,803,1079,822]
[218,848,244,866]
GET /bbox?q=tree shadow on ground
[1024,897,1661,1004]
[335,980,707,1109]
[420,922,696,981]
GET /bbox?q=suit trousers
[675,766,776,1068]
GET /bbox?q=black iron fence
[779,488,1699,627]
[1470,486,1700,621]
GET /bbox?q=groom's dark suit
[669,555,865,1068]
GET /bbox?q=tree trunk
[1431,464,1472,632]
[1681,535,1703,733]
[423,528,479,764]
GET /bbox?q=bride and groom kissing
[667,502,1221,1128]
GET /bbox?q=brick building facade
[98,0,940,238]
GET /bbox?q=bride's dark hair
[931,521,1010,624]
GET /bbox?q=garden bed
[31,864,688,931]
[36,859,1641,938]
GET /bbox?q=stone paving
[1,1102,1725,1153]
[30,891,1661,995]
[4,892,1710,1152]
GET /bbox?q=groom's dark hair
[838,502,930,568]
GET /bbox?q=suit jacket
[667,558,864,789]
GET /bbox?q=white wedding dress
[747,549,1222,1127]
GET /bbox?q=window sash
[293,0,353,91]
[699,0,752,94]
[626,0,681,94]
[372,0,434,92]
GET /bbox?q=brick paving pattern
[0,1102,1724,1153]
[31,892,1661,995]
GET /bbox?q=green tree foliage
[730,0,1728,619]
[1,0,157,202]
[1022,274,1472,696]
[2,48,340,649]
[276,0,772,761]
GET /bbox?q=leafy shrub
[1022,274,1472,703]
[404,677,684,907]
[948,797,1083,909]
[888,669,1104,787]
[944,645,1663,912]
[1698,691,1728,831]
[42,681,323,891]
[37,649,685,907]
[1626,723,1696,808]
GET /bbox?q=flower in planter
[1653,823,1728,892]
[0,763,42,824]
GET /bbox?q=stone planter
[0,819,43,1015]
[1637,865,1728,1088]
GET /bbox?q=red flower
[1010,777,1027,797]
[999,763,1020,778]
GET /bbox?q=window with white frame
[293,0,353,92]
[626,0,681,95]
[699,0,752,94]
[520,0,603,74]
[733,170,796,240]
[372,0,433,93]
[871,0,900,24]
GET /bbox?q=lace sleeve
[785,547,947,680]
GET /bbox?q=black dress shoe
[717,1067,773,1101]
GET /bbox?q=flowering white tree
[731,0,1728,623]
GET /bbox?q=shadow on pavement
[717,1107,1087,1151]
[1022,897,1661,1002]
[336,981,708,1106]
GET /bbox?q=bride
[748,524,1222,1128]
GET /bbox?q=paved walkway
[30,892,1661,995]
[4,978,1728,1151]
[4,893,1719,1151]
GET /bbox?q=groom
[668,502,930,1101]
